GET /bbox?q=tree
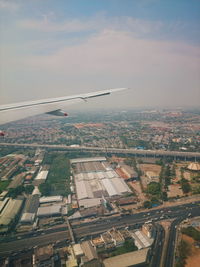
[39,183,52,196]
[143,201,152,209]
[24,185,34,194]
[147,182,161,195]
[180,178,191,194]
[8,185,25,198]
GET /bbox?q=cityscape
[0,109,200,267]
[1,0,200,267]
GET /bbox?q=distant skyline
[0,0,200,109]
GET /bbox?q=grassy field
[41,153,71,196]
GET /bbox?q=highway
[0,201,199,257]
[0,142,200,160]
[149,224,165,267]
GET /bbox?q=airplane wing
[0,88,127,126]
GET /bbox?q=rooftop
[103,248,149,267]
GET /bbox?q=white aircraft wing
[0,88,127,125]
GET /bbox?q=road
[0,201,199,257]
[0,142,200,160]
[0,231,70,256]
[149,224,165,267]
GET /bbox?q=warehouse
[72,157,132,208]
[101,178,118,196]
[37,205,62,218]
[71,157,107,164]
[103,248,149,267]
[20,195,39,224]
[35,170,48,181]
[0,197,9,214]
[0,198,23,232]
[110,178,131,194]
[75,180,94,200]
[20,212,35,224]
[39,196,63,204]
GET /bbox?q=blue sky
[0,0,200,108]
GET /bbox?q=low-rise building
[80,241,101,267]
[103,248,149,267]
[101,232,115,249]
[37,205,62,218]
[0,198,23,232]
[108,228,124,247]
[39,195,63,204]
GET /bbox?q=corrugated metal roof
[20,212,35,223]
[111,178,131,194]
[101,179,118,196]
[75,180,94,200]
[0,199,23,225]
[103,248,149,267]
[79,198,101,208]
[71,157,106,164]
[39,196,63,203]
[37,205,61,217]
[35,170,48,180]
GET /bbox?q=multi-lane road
[0,201,200,260]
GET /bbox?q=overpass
[1,142,200,160]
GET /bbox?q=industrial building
[71,157,131,208]
[37,205,62,218]
[103,248,149,267]
[39,195,63,204]
[128,229,154,250]
[0,198,23,232]
[35,170,48,181]
[20,194,39,224]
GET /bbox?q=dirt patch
[128,181,147,201]
[139,164,161,175]
[168,184,184,198]
[182,234,200,267]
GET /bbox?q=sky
[0,0,200,109]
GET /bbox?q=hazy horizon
[0,0,200,109]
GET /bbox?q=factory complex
[71,157,132,208]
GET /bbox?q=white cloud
[0,0,18,10]
[1,14,200,107]
[18,15,164,36]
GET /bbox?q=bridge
[1,142,200,160]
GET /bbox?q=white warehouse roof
[75,180,94,200]
[20,212,35,223]
[101,178,118,196]
[39,196,63,204]
[71,157,106,164]
[111,178,131,194]
[35,170,48,180]
[37,205,61,217]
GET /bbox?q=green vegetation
[175,240,191,267]
[39,183,52,196]
[143,200,152,209]
[0,181,10,193]
[110,240,138,256]
[41,153,71,196]
[8,185,25,198]
[7,184,34,198]
[180,178,191,194]
[182,226,200,241]
[146,182,161,195]
[24,185,34,194]
[192,185,200,194]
